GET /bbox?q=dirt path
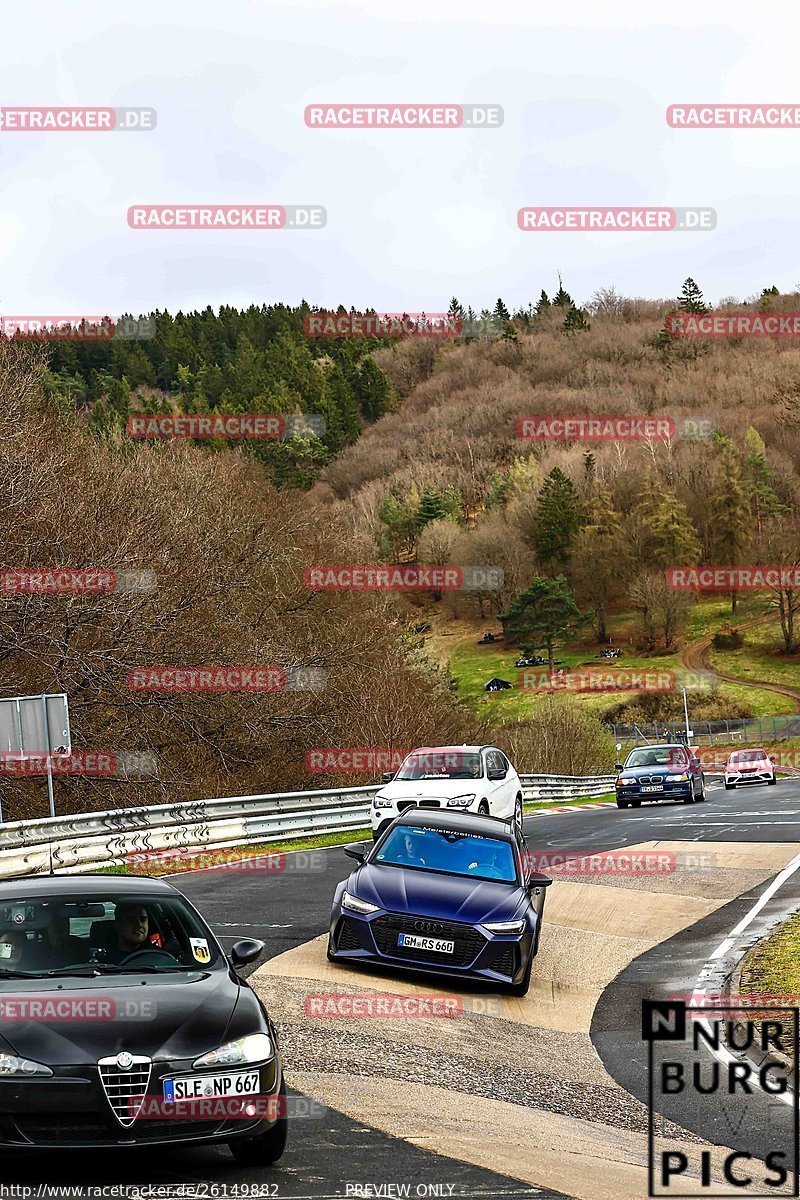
[679,615,800,714]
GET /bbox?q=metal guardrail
[0,773,616,878]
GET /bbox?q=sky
[2,0,799,315]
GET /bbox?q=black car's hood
[623,765,676,778]
[352,863,526,923]
[0,969,243,1065]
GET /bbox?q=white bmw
[370,745,523,841]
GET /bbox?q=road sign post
[0,693,71,822]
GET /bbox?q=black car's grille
[336,918,363,951]
[98,1056,151,1127]
[490,944,517,977]
[372,913,486,968]
[9,1114,224,1144]
[635,775,665,786]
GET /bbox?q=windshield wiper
[0,970,41,979]
[86,964,191,975]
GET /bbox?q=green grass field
[446,600,798,723]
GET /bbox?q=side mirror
[770,757,777,764]
[230,938,264,968]
[615,762,624,771]
[381,772,394,783]
[527,873,553,891]
[344,846,366,864]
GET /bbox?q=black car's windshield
[625,747,685,768]
[0,893,220,976]
[394,750,483,781]
[374,825,518,883]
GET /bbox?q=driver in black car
[107,901,151,963]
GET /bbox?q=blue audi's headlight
[342,891,380,915]
[483,919,526,935]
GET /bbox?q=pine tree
[563,306,591,334]
[553,275,573,307]
[532,467,583,567]
[448,296,466,336]
[354,358,394,422]
[493,297,511,329]
[744,426,785,535]
[500,575,584,670]
[571,485,629,641]
[416,487,448,530]
[534,290,551,316]
[648,490,702,567]
[678,277,708,314]
[711,440,752,613]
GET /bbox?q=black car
[614,743,705,807]
[0,875,286,1162]
[329,808,553,996]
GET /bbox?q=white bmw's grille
[98,1054,152,1127]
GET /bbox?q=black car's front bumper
[0,1057,282,1149]
[616,778,695,802]
[329,909,533,989]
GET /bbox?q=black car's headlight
[0,1053,53,1078]
[483,919,526,935]
[616,776,634,787]
[193,1034,274,1069]
[342,890,380,915]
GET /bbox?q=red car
[724,748,777,789]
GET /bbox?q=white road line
[691,847,800,1108]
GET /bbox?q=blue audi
[327,809,552,996]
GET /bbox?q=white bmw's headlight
[483,919,526,935]
[0,1054,53,1077]
[193,1033,273,1070]
[446,794,475,808]
[342,891,380,915]
[373,797,393,809]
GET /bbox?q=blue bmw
[614,742,705,808]
[327,809,552,996]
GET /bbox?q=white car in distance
[724,748,777,789]
[370,745,523,841]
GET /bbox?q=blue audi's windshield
[373,825,518,884]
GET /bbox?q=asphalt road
[8,776,800,1196]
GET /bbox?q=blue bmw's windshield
[374,825,518,883]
